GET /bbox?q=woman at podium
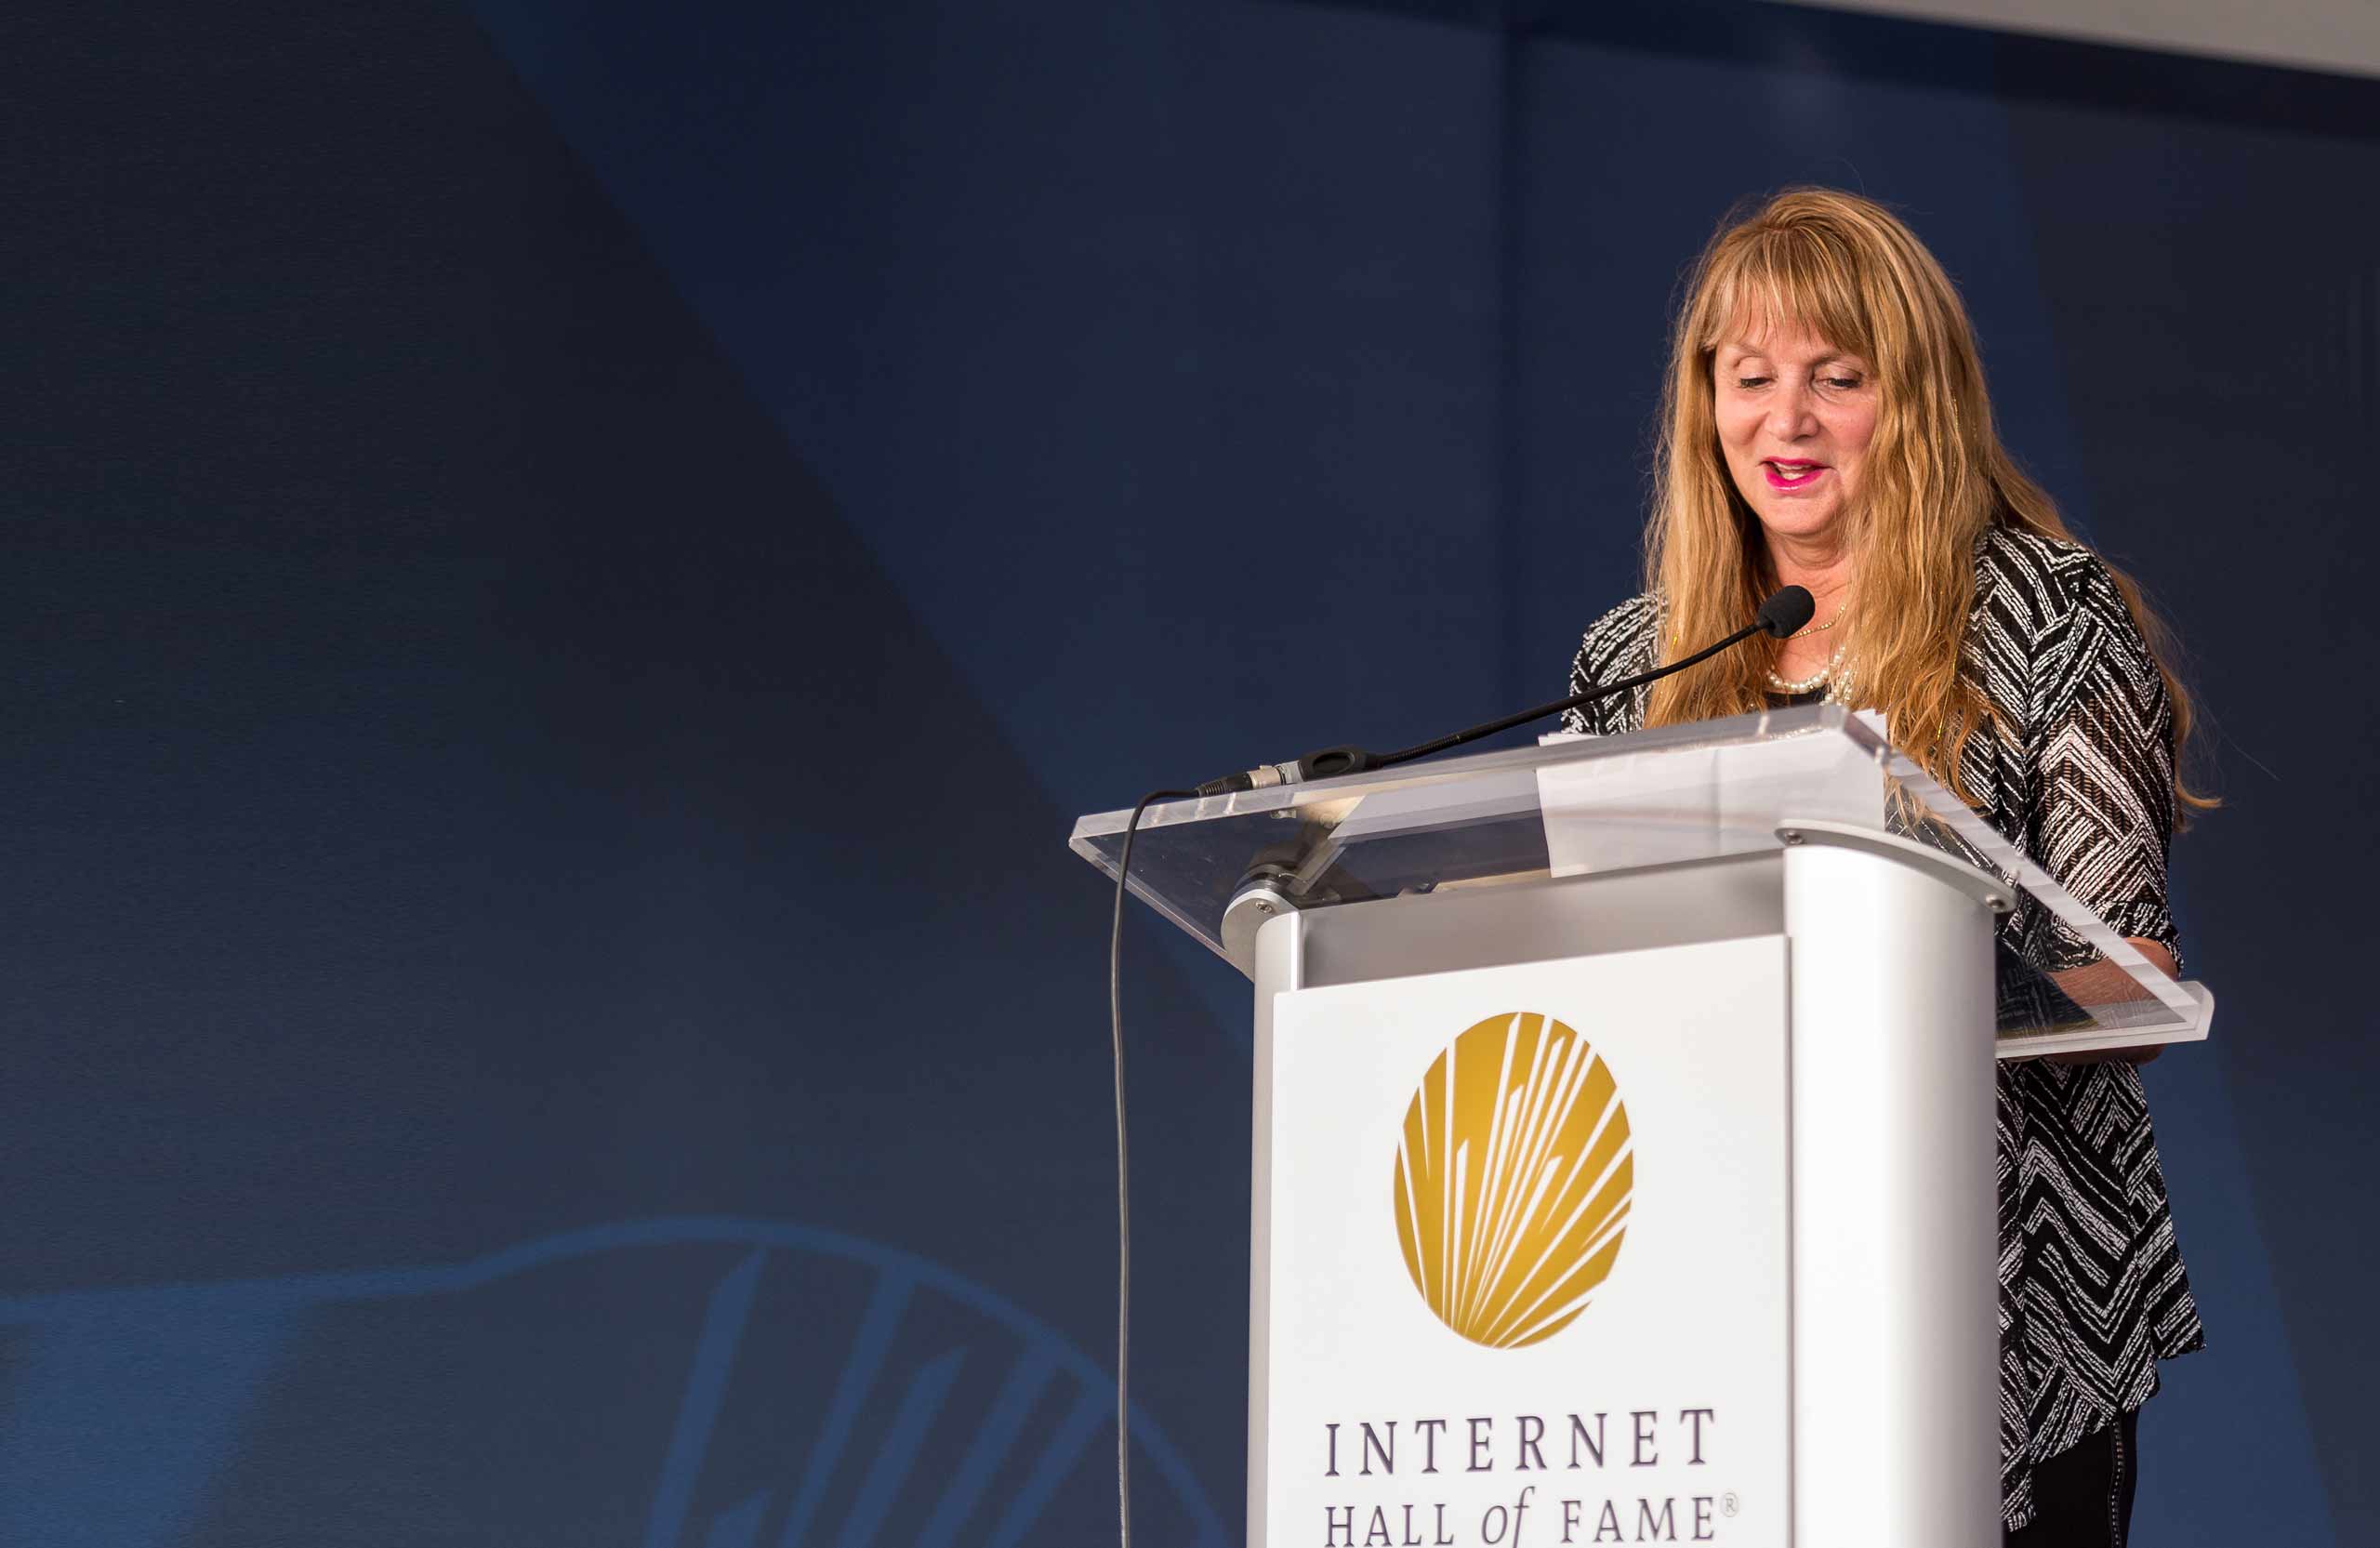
[1562,188,2205,1546]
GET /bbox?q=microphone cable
[1110,786,1194,1548]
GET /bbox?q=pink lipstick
[1763,458,1827,490]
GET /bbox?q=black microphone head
[1756,586,1817,639]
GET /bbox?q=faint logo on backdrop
[1392,1012,1633,1349]
[0,1219,1227,1548]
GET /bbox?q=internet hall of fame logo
[1391,1011,1633,1349]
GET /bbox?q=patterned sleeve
[1561,594,1660,736]
[2021,557,2183,972]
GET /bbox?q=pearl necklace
[1768,648,1847,697]
[1773,590,1851,696]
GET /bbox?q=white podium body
[1071,708,2211,1548]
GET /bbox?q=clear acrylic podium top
[1071,704,2211,1055]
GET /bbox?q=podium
[1071,706,2212,1548]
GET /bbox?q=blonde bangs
[1695,225,1878,371]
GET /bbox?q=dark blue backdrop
[6,3,2373,1543]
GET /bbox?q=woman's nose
[1766,382,1816,439]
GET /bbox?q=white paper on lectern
[1263,936,1790,1547]
[1532,723,1884,877]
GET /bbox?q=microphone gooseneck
[1192,586,1816,796]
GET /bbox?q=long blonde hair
[1642,187,2207,817]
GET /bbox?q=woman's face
[1711,320,1879,554]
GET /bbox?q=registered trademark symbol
[1721,1493,1740,1517]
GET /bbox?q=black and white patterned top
[1562,523,2204,1532]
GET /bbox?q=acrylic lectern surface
[1069,705,2210,1057]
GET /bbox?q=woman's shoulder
[1571,591,1663,684]
[1563,592,1662,735]
[1973,523,2127,635]
[1972,523,2163,729]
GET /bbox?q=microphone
[1193,586,1815,796]
[1755,585,1817,638]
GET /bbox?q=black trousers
[2004,1409,2140,1548]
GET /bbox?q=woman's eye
[1735,376,1770,389]
[1821,375,1863,390]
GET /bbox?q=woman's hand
[2046,937,2178,1065]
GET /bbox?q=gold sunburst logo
[1391,1012,1633,1348]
